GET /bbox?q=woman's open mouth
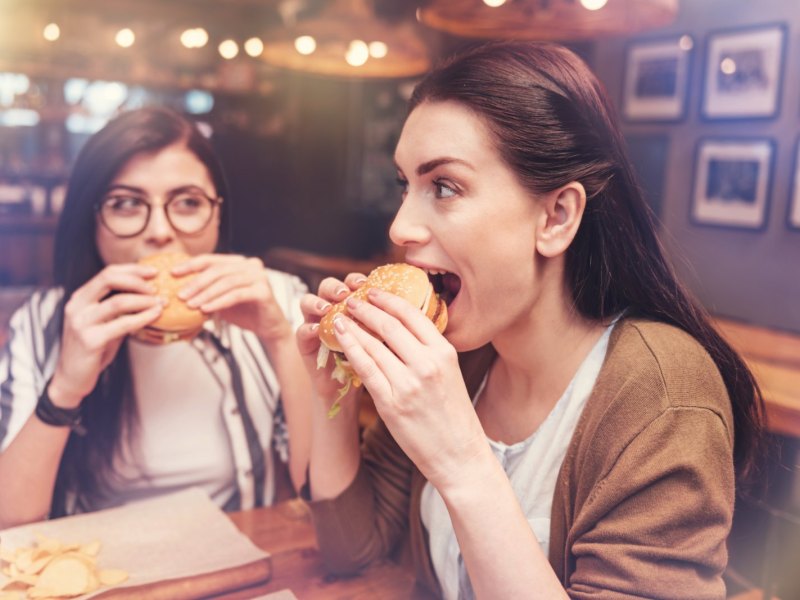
[426,269,461,306]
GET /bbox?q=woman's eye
[171,195,204,212]
[395,177,408,196]
[106,196,146,212]
[433,180,457,199]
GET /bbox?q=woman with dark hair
[0,106,311,525]
[296,42,764,599]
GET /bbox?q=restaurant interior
[0,0,798,598]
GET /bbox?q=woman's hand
[172,253,290,343]
[50,264,163,408]
[329,288,487,493]
[295,273,367,418]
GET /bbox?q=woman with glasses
[0,107,311,526]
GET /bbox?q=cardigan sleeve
[565,405,734,600]
[307,416,416,574]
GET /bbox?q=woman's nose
[388,196,430,247]
[144,204,175,242]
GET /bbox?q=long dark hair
[51,106,232,514]
[410,41,764,482]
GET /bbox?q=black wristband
[35,382,86,436]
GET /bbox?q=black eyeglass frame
[95,193,224,238]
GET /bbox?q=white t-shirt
[103,338,238,510]
[420,321,616,600]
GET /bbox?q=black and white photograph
[701,23,786,119]
[790,137,800,230]
[691,138,774,229]
[622,35,693,121]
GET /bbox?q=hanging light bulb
[115,28,135,48]
[43,23,60,42]
[181,28,208,49]
[580,0,608,10]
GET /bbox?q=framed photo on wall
[701,23,786,120]
[790,137,800,230]
[622,35,693,122]
[691,138,774,229]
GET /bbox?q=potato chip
[0,535,128,599]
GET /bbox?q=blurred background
[0,0,798,597]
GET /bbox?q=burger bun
[133,252,207,344]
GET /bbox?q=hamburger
[134,252,208,344]
[317,263,448,417]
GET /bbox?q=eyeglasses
[96,190,223,238]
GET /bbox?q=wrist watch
[35,381,86,436]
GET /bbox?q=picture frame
[691,138,774,230]
[701,23,786,120]
[622,35,693,122]
[789,137,800,230]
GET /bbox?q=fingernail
[335,287,349,298]
[316,300,331,312]
[353,275,367,285]
[346,297,361,310]
[368,288,383,300]
[333,316,346,333]
[310,323,319,332]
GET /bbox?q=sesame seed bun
[318,263,447,353]
[133,252,207,344]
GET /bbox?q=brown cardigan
[308,319,735,599]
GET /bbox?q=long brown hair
[410,41,764,482]
[51,107,232,514]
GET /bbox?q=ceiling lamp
[261,0,430,79]
[418,0,678,41]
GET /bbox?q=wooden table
[223,499,435,599]
[714,318,800,438]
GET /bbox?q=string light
[294,35,316,55]
[218,39,239,59]
[244,37,264,57]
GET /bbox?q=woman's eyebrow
[104,184,212,196]
[393,157,475,176]
[105,184,145,194]
[416,157,475,176]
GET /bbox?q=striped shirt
[0,268,307,514]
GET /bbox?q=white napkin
[0,488,269,598]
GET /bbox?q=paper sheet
[0,488,269,598]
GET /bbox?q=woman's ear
[534,182,586,258]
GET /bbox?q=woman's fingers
[82,293,164,327]
[296,322,322,357]
[91,303,164,343]
[317,276,353,303]
[184,271,259,310]
[344,290,443,370]
[69,264,157,307]
[299,293,331,322]
[332,315,396,399]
